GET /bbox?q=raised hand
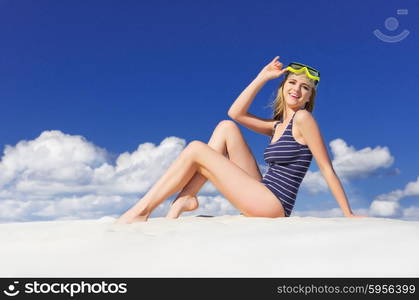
[256,56,288,81]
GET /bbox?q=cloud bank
[301,138,395,194]
[368,176,419,219]
[0,131,417,222]
[0,130,225,222]
[299,138,419,219]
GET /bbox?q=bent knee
[216,120,240,136]
[217,119,238,130]
[186,140,206,153]
[187,140,203,147]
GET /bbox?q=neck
[282,106,303,121]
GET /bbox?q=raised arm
[228,56,289,137]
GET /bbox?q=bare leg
[165,126,227,218]
[114,144,199,224]
[164,173,208,219]
[115,139,283,224]
[115,120,264,224]
[166,120,263,218]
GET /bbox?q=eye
[303,86,309,91]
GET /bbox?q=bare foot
[166,196,199,219]
[114,209,149,224]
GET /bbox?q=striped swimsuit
[261,109,313,217]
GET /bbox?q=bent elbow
[228,111,237,120]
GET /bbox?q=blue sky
[0,0,418,221]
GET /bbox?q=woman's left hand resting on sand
[344,212,367,218]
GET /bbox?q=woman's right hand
[256,56,288,81]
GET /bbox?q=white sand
[1,215,418,277]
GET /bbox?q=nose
[290,88,301,95]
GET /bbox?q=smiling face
[283,72,315,109]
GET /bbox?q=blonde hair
[268,72,317,121]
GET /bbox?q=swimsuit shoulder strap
[291,107,305,121]
[275,108,305,130]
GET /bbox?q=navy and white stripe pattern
[261,109,313,217]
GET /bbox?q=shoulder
[294,109,314,124]
[294,109,320,133]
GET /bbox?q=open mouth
[289,93,300,100]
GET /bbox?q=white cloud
[402,206,419,221]
[295,138,419,220]
[301,138,394,194]
[300,170,328,194]
[369,200,402,217]
[0,130,108,188]
[405,177,419,195]
[329,138,394,179]
[369,176,419,217]
[0,130,219,222]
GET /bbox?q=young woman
[115,56,364,224]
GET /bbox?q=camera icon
[373,9,410,43]
[3,281,20,297]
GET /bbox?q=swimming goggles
[286,62,320,84]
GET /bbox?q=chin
[285,99,302,107]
